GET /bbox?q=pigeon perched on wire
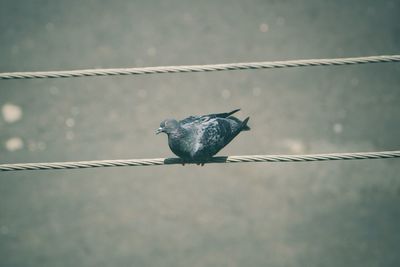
[156,109,250,165]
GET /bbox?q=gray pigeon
[156,109,250,164]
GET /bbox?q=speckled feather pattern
[160,110,250,161]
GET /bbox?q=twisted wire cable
[1,55,400,80]
[1,151,399,172]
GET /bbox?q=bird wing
[188,118,224,157]
[179,109,240,126]
[190,117,243,158]
[179,115,204,125]
[202,109,241,119]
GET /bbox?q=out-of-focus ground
[1,0,400,266]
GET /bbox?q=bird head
[156,119,179,135]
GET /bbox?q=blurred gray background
[1,0,400,266]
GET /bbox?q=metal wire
[1,151,399,172]
[1,55,400,80]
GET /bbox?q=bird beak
[155,127,163,134]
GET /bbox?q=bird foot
[180,160,205,166]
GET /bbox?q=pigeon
[156,109,250,164]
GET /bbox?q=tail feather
[241,117,250,131]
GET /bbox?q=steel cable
[1,150,399,172]
[1,55,399,80]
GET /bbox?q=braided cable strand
[1,151,399,172]
[1,55,400,80]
